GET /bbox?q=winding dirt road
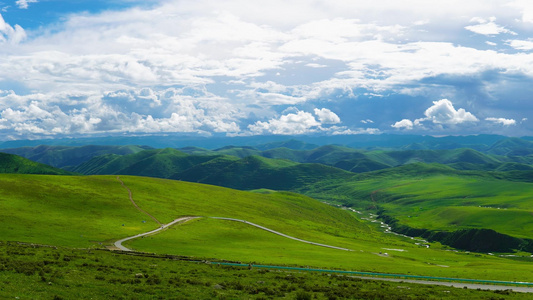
[211,217,352,251]
[114,216,199,251]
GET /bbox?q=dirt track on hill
[210,217,352,251]
[113,216,199,251]
[116,176,162,226]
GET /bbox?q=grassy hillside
[173,155,354,190]
[301,164,533,253]
[178,144,533,173]
[1,145,150,169]
[0,174,367,249]
[0,152,72,175]
[2,174,533,281]
[72,148,217,177]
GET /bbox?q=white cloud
[248,111,320,135]
[0,13,26,44]
[485,117,516,126]
[464,18,517,36]
[0,88,243,139]
[391,99,478,132]
[360,119,374,124]
[15,0,37,9]
[314,108,340,124]
[0,0,532,138]
[331,127,380,135]
[508,0,533,23]
[422,99,478,125]
[391,119,414,130]
[507,39,533,51]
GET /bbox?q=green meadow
[2,242,526,300]
[1,174,533,283]
[355,175,533,239]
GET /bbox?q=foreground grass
[0,242,528,300]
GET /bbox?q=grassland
[2,174,533,284]
[317,173,533,240]
[0,153,72,175]
[4,242,528,300]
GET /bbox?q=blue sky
[0,0,532,140]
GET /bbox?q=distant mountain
[179,144,533,173]
[172,155,354,190]
[5,136,532,175]
[0,134,521,150]
[0,152,72,175]
[72,148,219,178]
[71,148,354,190]
[254,139,319,151]
[1,145,151,169]
[486,138,533,156]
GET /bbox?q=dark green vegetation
[0,152,72,175]
[6,136,533,173]
[2,144,151,170]
[3,242,527,300]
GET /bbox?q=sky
[0,0,532,140]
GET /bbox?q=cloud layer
[0,0,532,139]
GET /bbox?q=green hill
[173,155,354,190]
[487,137,533,156]
[0,152,72,175]
[2,174,533,282]
[71,149,355,191]
[1,144,150,169]
[72,148,217,178]
[188,145,533,173]
[300,163,533,253]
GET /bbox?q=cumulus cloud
[0,89,242,139]
[313,108,340,124]
[391,119,414,130]
[0,14,26,43]
[420,99,478,125]
[391,99,478,131]
[15,0,38,9]
[485,117,516,126]
[248,111,320,135]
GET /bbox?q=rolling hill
[0,152,72,175]
[1,144,151,169]
[2,173,533,282]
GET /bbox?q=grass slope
[2,174,533,281]
[0,153,72,175]
[1,145,150,169]
[302,163,533,252]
